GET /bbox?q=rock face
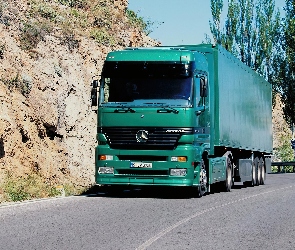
[0,0,289,199]
[0,0,159,192]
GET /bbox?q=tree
[209,0,282,83]
[280,0,295,127]
[209,0,224,45]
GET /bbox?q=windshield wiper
[157,107,179,114]
[114,107,136,113]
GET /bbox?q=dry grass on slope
[0,0,149,52]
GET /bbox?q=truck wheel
[260,158,265,185]
[224,157,232,192]
[256,157,261,186]
[250,157,258,186]
[195,161,207,197]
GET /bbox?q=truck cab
[92,47,210,196]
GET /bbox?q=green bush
[1,73,32,96]
[90,29,116,46]
[126,9,156,35]
[37,4,58,21]
[57,0,87,8]
[275,134,294,162]
[0,0,9,26]
[2,172,60,202]
[126,9,147,32]
[0,170,88,203]
[272,166,295,173]
[0,1,3,17]
[1,74,21,91]
[20,21,52,50]
[0,41,5,59]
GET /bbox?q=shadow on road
[82,186,197,199]
[82,182,251,199]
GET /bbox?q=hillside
[0,0,291,203]
[0,0,159,202]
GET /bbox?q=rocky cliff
[0,0,159,201]
[0,0,290,202]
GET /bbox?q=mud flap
[239,159,252,183]
[265,156,272,173]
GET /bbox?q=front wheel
[193,160,207,198]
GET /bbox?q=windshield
[99,61,194,106]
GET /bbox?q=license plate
[130,162,152,168]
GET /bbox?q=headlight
[98,167,114,174]
[170,168,187,176]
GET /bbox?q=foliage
[0,41,5,59]
[0,0,9,26]
[90,29,116,46]
[1,74,32,96]
[35,3,58,21]
[209,0,295,128]
[19,0,154,51]
[209,0,224,44]
[0,170,87,203]
[126,9,147,32]
[126,9,158,35]
[57,0,88,8]
[279,0,295,127]
[275,134,294,162]
[209,0,282,102]
[272,166,294,173]
[20,20,52,50]
[1,171,60,202]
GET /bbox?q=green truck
[91,44,272,197]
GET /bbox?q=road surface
[0,174,295,250]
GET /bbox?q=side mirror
[91,79,98,107]
[91,87,97,106]
[92,79,98,88]
[200,77,208,97]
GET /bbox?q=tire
[256,157,262,186]
[224,157,233,192]
[260,158,266,185]
[194,160,207,198]
[250,157,258,186]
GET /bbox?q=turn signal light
[178,157,187,162]
[171,156,187,162]
[99,155,113,160]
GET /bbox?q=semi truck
[91,44,272,197]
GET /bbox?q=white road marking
[136,185,294,250]
[0,195,82,209]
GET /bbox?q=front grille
[117,169,169,176]
[118,155,167,161]
[100,127,192,150]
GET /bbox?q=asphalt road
[1,174,295,250]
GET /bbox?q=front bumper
[95,146,202,187]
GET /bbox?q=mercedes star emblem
[136,130,149,143]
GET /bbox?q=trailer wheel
[255,157,261,186]
[259,158,265,185]
[250,157,258,186]
[224,157,233,192]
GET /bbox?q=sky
[128,0,286,46]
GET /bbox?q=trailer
[91,44,272,197]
